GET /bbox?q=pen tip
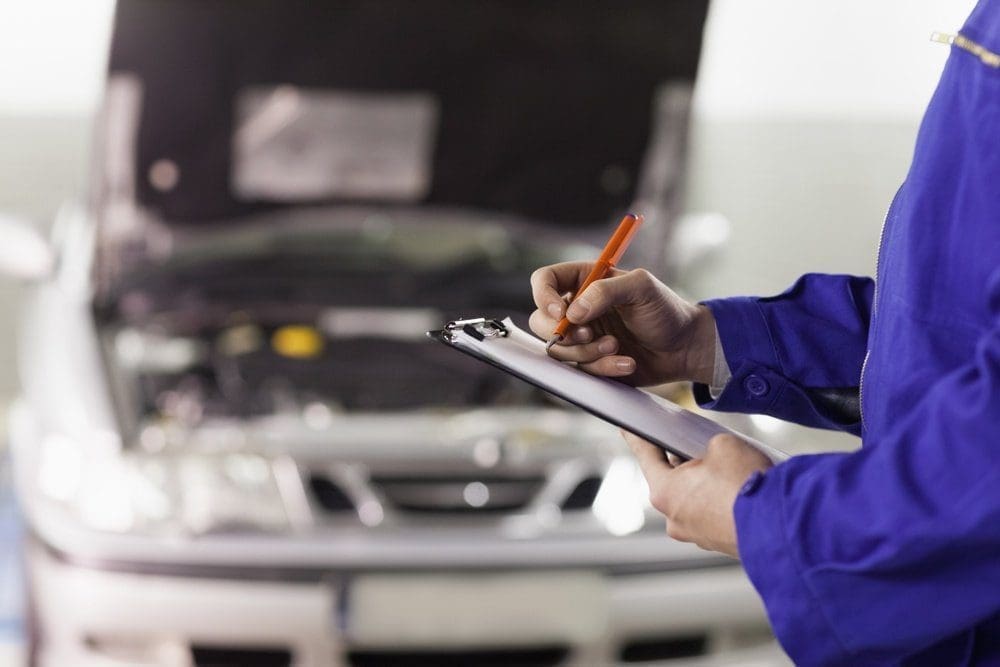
[545,336,560,351]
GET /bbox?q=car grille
[560,475,603,510]
[347,646,569,667]
[308,474,356,512]
[308,468,606,518]
[191,644,292,667]
[369,474,546,514]
[619,635,708,662]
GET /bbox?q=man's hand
[623,431,774,558]
[528,262,717,386]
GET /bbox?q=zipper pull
[930,31,1000,67]
[930,31,956,46]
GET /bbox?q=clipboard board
[428,317,788,464]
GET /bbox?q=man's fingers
[528,309,593,344]
[529,262,591,314]
[621,430,680,516]
[578,355,636,377]
[546,335,620,364]
[531,262,627,322]
[621,430,672,480]
[622,430,687,474]
[530,307,634,375]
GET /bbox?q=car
[3,2,789,665]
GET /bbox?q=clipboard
[428,317,788,464]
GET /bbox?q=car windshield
[99,211,585,420]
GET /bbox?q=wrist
[685,305,718,385]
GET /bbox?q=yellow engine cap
[272,325,325,359]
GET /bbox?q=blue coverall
[694,2,1000,664]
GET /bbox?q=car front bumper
[27,537,788,667]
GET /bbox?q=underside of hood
[89,0,709,297]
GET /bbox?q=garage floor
[0,450,24,666]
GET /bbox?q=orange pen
[545,213,644,350]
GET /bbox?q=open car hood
[89,0,709,300]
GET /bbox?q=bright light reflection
[462,481,489,508]
[472,437,501,468]
[224,453,271,486]
[38,433,84,502]
[129,460,172,522]
[139,425,167,452]
[78,458,134,532]
[303,402,334,430]
[358,500,384,527]
[749,413,786,435]
[592,457,646,536]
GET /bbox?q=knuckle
[708,433,738,450]
[620,268,655,302]
[665,521,685,541]
[632,267,654,284]
[648,486,670,514]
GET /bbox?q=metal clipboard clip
[441,317,509,342]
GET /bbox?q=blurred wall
[0,116,91,400]
[681,0,974,452]
[0,0,114,404]
[0,0,114,115]
[684,0,976,301]
[0,0,981,417]
[695,0,976,122]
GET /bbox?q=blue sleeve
[693,273,874,435]
[734,268,1000,665]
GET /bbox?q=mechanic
[528,1,1000,664]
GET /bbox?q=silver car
[3,2,787,665]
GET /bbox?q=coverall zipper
[858,203,891,430]
[859,30,997,429]
[931,31,1000,68]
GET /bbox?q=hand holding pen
[528,213,720,387]
[545,213,644,350]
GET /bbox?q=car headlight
[175,453,289,534]
[36,433,290,535]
